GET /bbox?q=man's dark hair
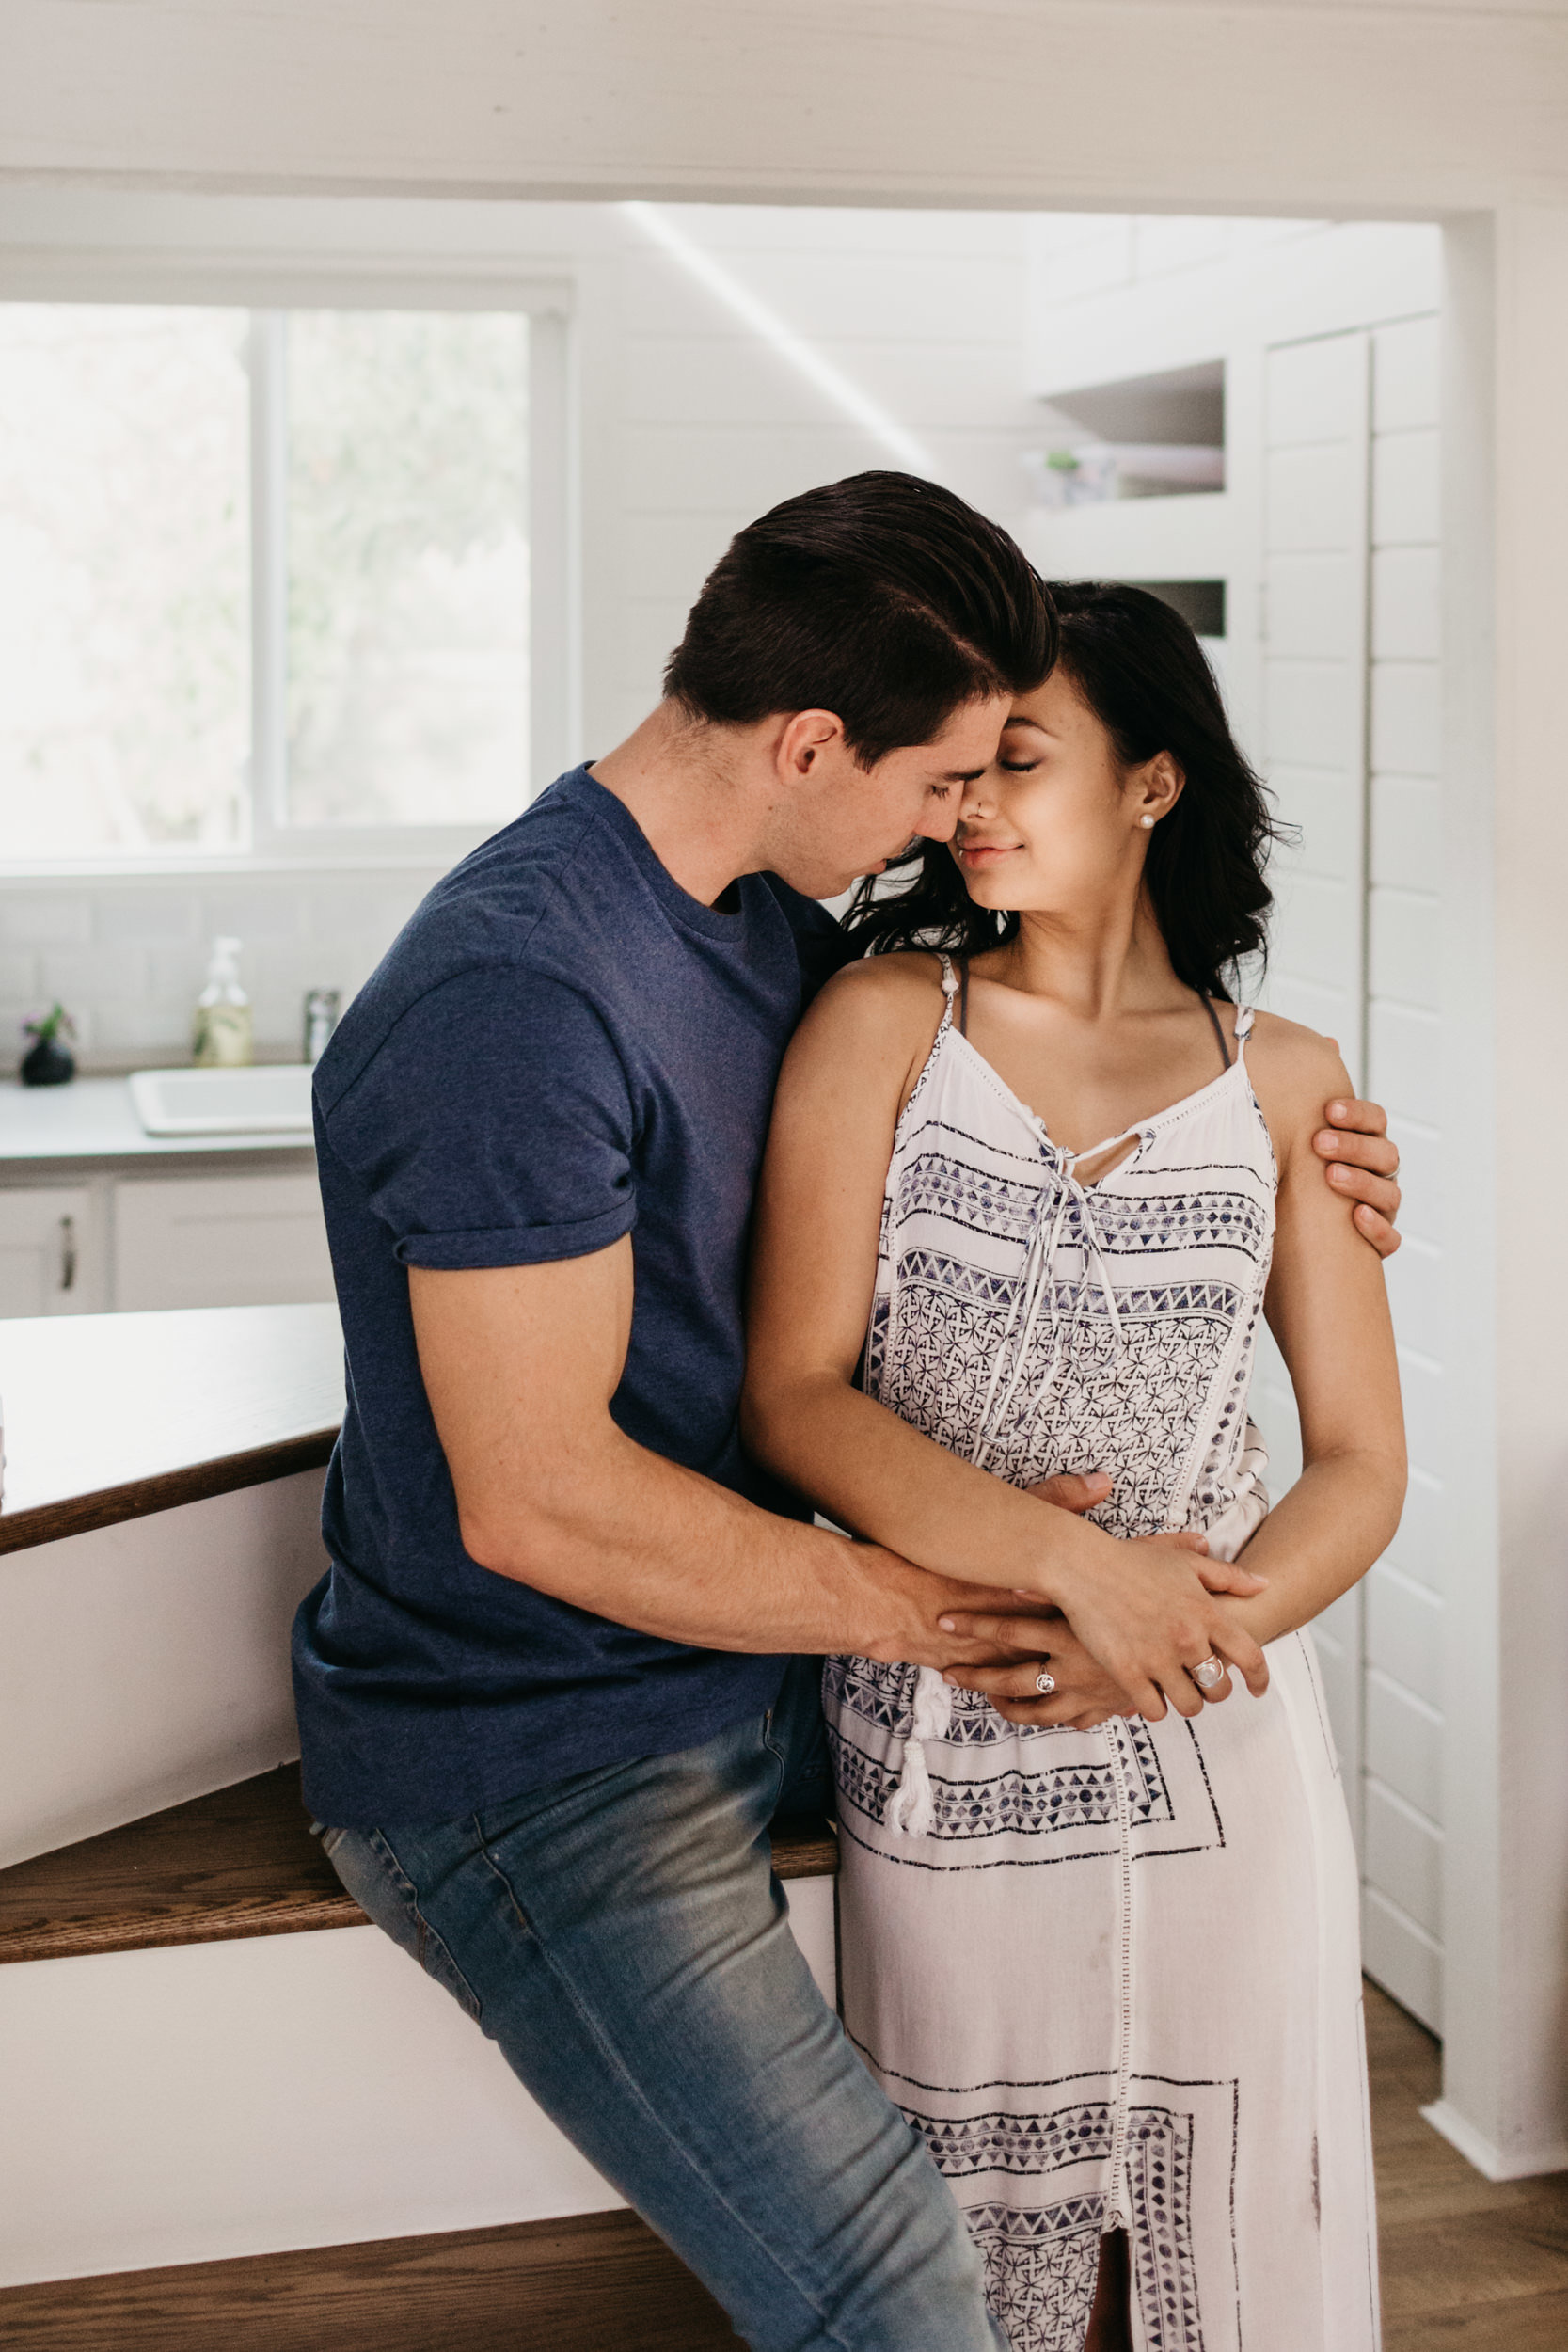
[663,472,1057,766]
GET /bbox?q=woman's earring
[1139,815,1156,830]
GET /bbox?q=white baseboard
[1420,2098,1568,2182]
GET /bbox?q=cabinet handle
[59,1215,76,1293]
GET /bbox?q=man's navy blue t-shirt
[292,766,853,1828]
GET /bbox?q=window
[0,296,569,866]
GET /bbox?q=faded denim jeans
[317,1656,1004,2352]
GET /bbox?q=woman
[742,584,1405,2351]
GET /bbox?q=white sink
[129,1064,316,1136]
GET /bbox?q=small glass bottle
[302,988,340,1065]
[193,937,254,1068]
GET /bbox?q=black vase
[21,1037,74,1087]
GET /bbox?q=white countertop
[0,1076,317,1163]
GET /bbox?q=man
[295,474,1401,2351]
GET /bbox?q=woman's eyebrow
[1002,715,1049,733]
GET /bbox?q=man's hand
[1316,1094,1402,1259]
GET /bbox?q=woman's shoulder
[1242,1008,1354,1150]
[805,946,950,1032]
[784,948,952,1100]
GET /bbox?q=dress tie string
[891,1126,1141,1836]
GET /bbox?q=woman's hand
[945,1614,1136,1730]
[936,1471,1272,1722]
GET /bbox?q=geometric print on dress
[827,1720,1172,1842]
[1127,2108,1207,2351]
[965,2201,1105,2352]
[895,1249,1247,1326]
[885,1284,1243,1541]
[895,1155,1270,1262]
[824,1654,1055,1747]
[900,2097,1113,2177]
[938,2109,1208,2352]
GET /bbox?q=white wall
[0,192,1039,1063]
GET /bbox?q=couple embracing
[294,473,1405,2351]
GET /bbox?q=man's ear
[775,709,848,782]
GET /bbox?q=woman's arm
[1200,1018,1407,1653]
[743,957,1270,1722]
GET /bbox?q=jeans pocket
[325,1826,484,2023]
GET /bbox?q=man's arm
[411,1239,1063,1675]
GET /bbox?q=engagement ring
[1192,1655,1227,1692]
[1034,1669,1056,1696]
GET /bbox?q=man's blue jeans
[317,1656,1003,2351]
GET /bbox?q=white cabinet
[0,1185,107,1316]
[113,1174,336,1311]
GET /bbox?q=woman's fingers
[946,1657,1136,1714]
[1205,1620,1270,1698]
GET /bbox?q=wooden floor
[1369,1983,1568,2345]
[2,1983,1565,2346]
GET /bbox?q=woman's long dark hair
[844,580,1286,1000]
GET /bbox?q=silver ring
[1192,1655,1227,1692]
[1034,1669,1056,1696]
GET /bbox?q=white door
[0,1185,105,1316]
[1359,314,1446,2030]
[1250,318,1446,2031]
[1252,326,1373,1839]
[112,1174,336,1311]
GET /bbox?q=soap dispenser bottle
[193,936,254,1068]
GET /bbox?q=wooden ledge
[0,1427,340,1557]
[0,1765,838,1967]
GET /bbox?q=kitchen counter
[0,1075,316,1164]
[0,1302,343,1555]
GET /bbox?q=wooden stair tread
[0,1764,838,1965]
[0,2207,746,2349]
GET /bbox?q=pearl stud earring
[1139,815,1155,829]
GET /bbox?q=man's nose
[914,797,963,844]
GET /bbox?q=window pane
[0,306,250,856]
[285,310,530,828]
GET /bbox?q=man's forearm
[458,1421,1046,1668]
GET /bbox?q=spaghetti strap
[1234,1003,1257,1049]
[1200,994,1233,1073]
[958,959,971,1040]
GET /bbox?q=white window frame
[0,263,577,877]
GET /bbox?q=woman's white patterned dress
[825,960,1379,2352]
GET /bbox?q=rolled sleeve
[322,965,638,1270]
